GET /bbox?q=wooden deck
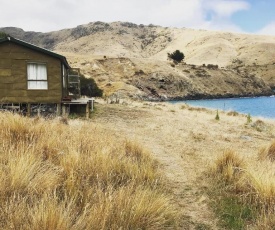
[62,98,95,118]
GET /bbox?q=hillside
[1,21,275,99]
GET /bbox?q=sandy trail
[93,101,275,229]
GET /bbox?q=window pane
[37,64,47,80]
[38,81,48,89]
[28,81,48,90]
[27,63,47,80]
[27,64,37,80]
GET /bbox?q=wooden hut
[0,36,88,116]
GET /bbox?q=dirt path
[93,101,275,229]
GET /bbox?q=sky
[0,0,275,35]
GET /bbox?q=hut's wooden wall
[0,42,63,103]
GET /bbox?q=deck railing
[68,68,81,99]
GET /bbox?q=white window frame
[27,63,48,90]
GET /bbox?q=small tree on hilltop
[167,50,185,63]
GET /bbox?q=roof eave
[0,36,71,69]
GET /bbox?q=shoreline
[144,92,274,102]
[141,93,275,119]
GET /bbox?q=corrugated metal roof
[0,36,70,69]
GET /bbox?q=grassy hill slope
[2,21,275,99]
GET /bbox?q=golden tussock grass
[0,112,178,229]
[258,141,275,162]
[244,163,275,208]
[254,214,275,230]
[210,140,275,228]
[210,150,245,184]
[227,111,239,116]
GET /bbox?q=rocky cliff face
[1,22,274,100]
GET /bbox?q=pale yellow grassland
[93,99,275,228]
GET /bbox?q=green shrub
[246,113,252,124]
[80,74,103,97]
[215,110,220,121]
[167,50,185,63]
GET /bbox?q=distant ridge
[1,21,275,66]
[1,21,275,99]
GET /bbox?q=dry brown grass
[244,163,275,209]
[210,141,275,228]
[0,112,178,229]
[227,111,239,116]
[187,107,208,112]
[211,150,245,184]
[255,214,275,230]
[251,119,270,132]
[258,140,275,161]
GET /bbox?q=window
[27,63,48,90]
[62,64,66,89]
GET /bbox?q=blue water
[171,96,275,119]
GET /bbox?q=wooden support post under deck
[56,104,61,116]
[37,106,41,117]
[90,100,94,112]
[86,101,90,119]
[62,105,66,116]
[27,103,31,117]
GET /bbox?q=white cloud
[0,0,251,33]
[204,0,250,18]
[142,0,206,28]
[196,0,250,33]
[197,20,245,33]
[257,22,275,36]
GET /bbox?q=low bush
[79,74,103,97]
[227,111,239,116]
[206,64,219,69]
[215,110,220,121]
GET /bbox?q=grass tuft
[209,142,275,229]
[211,150,245,183]
[227,111,239,116]
[258,140,275,162]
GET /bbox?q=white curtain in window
[62,64,66,89]
[27,63,48,90]
[27,63,47,80]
